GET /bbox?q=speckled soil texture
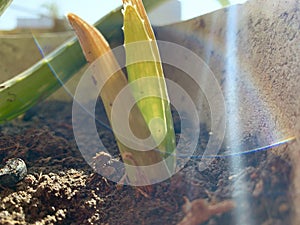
[0,101,293,225]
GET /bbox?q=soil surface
[0,100,293,225]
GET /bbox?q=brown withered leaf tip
[67,13,110,63]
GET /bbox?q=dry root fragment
[178,196,235,225]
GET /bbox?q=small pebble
[0,158,27,187]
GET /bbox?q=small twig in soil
[178,196,235,225]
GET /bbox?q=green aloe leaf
[0,0,12,16]
[123,1,176,171]
[0,0,169,123]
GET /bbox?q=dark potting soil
[0,100,292,225]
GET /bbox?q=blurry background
[0,0,246,83]
[0,0,247,30]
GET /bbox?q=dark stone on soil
[0,158,27,187]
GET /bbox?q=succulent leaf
[123,0,176,171]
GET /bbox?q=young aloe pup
[68,0,176,186]
[122,0,176,168]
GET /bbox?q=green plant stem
[123,2,176,172]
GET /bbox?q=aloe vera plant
[0,0,169,123]
[68,0,176,184]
